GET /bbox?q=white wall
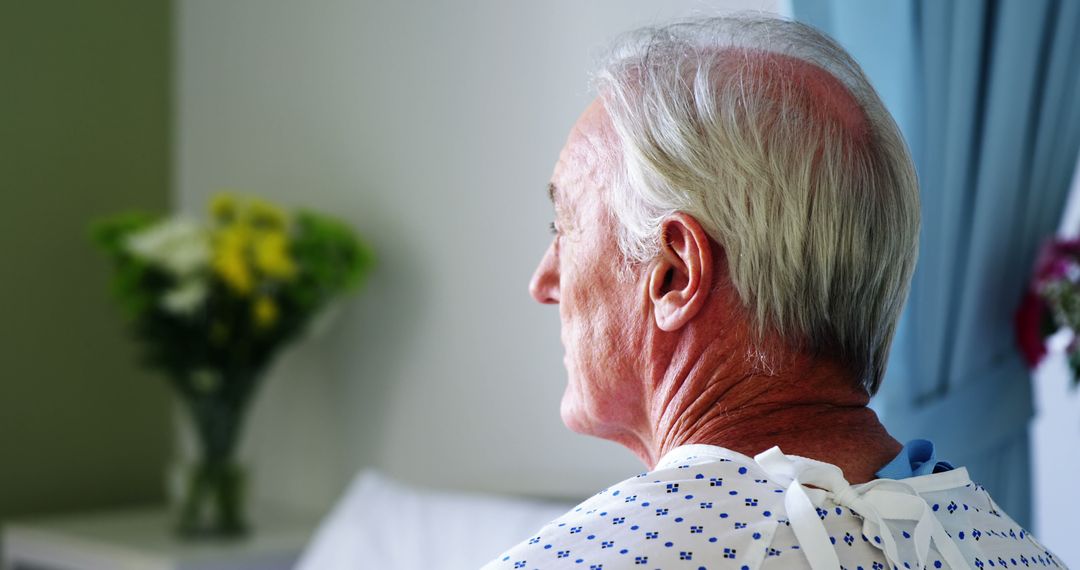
[175,0,778,515]
[1031,337,1080,568]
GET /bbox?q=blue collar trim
[875,439,955,479]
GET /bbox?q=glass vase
[172,384,252,539]
[175,459,248,538]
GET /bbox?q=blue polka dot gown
[481,445,1064,570]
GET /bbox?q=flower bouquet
[1016,237,1080,385]
[92,194,373,537]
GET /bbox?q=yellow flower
[247,198,288,230]
[252,295,279,329]
[210,193,239,223]
[212,225,254,295]
[253,231,296,280]
[206,194,295,295]
[216,223,251,252]
[214,252,252,295]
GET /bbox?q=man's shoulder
[917,481,1067,569]
[568,455,787,523]
[481,455,787,569]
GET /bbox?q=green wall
[0,0,172,521]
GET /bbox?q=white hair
[595,14,919,395]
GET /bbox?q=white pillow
[296,471,574,570]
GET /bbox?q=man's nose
[529,242,560,304]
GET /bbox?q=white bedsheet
[295,471,574,570]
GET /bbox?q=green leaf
[90,212,159,257]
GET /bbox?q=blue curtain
[792,0,1080,529]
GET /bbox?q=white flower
[126,218,211,276]
[161,279,209,315]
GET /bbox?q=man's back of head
[595,14,920,397]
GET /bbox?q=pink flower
[1015,289,1049,368]
[1034,238,1080,284]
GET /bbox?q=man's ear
[647,213,714,331]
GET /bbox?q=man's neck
[633,332,901,484]
[656,399,901,483]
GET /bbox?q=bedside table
[2,506,321,570]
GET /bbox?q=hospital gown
[482,443,1063,570]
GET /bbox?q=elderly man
[484,15,1063,570]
